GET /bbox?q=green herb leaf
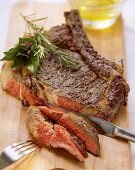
[27,64,34,73]
[19,37,37,46]
[3,47,20,59]
[0,56,13,61]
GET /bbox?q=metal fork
[0,140,38,170]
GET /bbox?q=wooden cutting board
[0,2,131,170]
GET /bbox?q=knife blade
[86,115,135,142]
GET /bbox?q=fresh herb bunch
[1,14,79,73]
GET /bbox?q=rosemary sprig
[22,15,79,69]
[1,14,79,74]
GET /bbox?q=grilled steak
[1,10,129,121]
[36,10,129,121]
[27,106,86,161]
[39,105,99,155]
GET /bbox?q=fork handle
[113,126,135,143]
[0,156,11,170]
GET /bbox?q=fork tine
[13,142,36,150]
[21,146,38,155]
[12,140,33,148]
[17,144,37,153]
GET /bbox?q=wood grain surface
[0,2,131,170]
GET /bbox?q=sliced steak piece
[27,106,85,161]
[38,106,100,156]
[70,134,88,158]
